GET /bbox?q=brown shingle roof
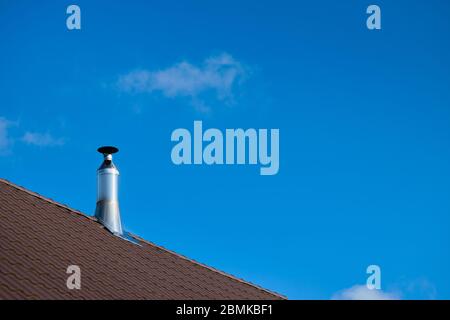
[0,178,284,300]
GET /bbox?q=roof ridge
[0,177,286,300]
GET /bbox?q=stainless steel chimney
[95,146,123,235]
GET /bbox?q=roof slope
[0,178,284,300]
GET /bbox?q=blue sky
[1,0,449,299]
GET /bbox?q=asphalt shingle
[0,178,284,300]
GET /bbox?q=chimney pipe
[95,146,123,235]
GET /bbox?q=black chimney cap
[97,146,119,154]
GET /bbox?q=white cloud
[22,132,65,147]
[0,117,13,155]
[118,53,246,111]
[332,285,400,300]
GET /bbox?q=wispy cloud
[21,132,65,147]
[0,117,13,155]
[0,115,66,153]
[118,53,246,112]
[332,285,399,300]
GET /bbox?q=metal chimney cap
[97,146,119,155]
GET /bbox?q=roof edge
[130,233,287,300]
[0,178,96,222]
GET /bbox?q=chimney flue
[95,146,123,235]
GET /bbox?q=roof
[0,178,285,300]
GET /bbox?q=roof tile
[0,178,285,300]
